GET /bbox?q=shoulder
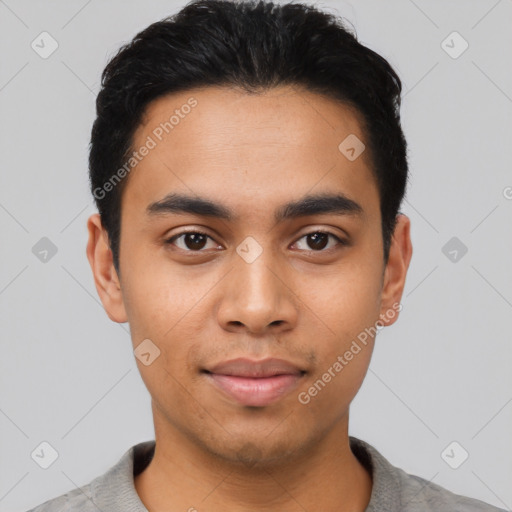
[24,441,155,512]
[349,436,506,512]
[24,483,98,512]
[394,465,506,511]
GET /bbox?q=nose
[217,249,298,335]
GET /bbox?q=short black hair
[89,0,408,275]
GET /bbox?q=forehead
[136,85,368,154]
[123,85,378,224]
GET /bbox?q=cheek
[299,262,382,335]
[294,260,381,393]
[297,331,375,417]
[122,267,210,377]
[121,254,197,341]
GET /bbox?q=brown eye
[293,231,347,252]
[306,232,329,250]
[182,233,208,250]
[165,231,218,251]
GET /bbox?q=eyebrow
[146,192,364,223]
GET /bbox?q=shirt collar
[349,435,402,510]
[89,436,400,511]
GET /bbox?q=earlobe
[86,213,128,323]
[379,214,413,327]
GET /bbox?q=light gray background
[1,0,511,510]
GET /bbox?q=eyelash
[164,229,348,253]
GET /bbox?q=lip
[204,357,306,407]
[206,357,304,377]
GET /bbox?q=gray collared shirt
[27,436,507,511]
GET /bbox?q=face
[87,85,412,467]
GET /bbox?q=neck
[134,411,373,512]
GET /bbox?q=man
[28,0,505,510]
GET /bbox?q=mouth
[202,357,307,407]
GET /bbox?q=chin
[199,431,306,470]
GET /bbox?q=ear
[86,213,128,323]
[378,214,413,327]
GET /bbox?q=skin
[87,84,412,512]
